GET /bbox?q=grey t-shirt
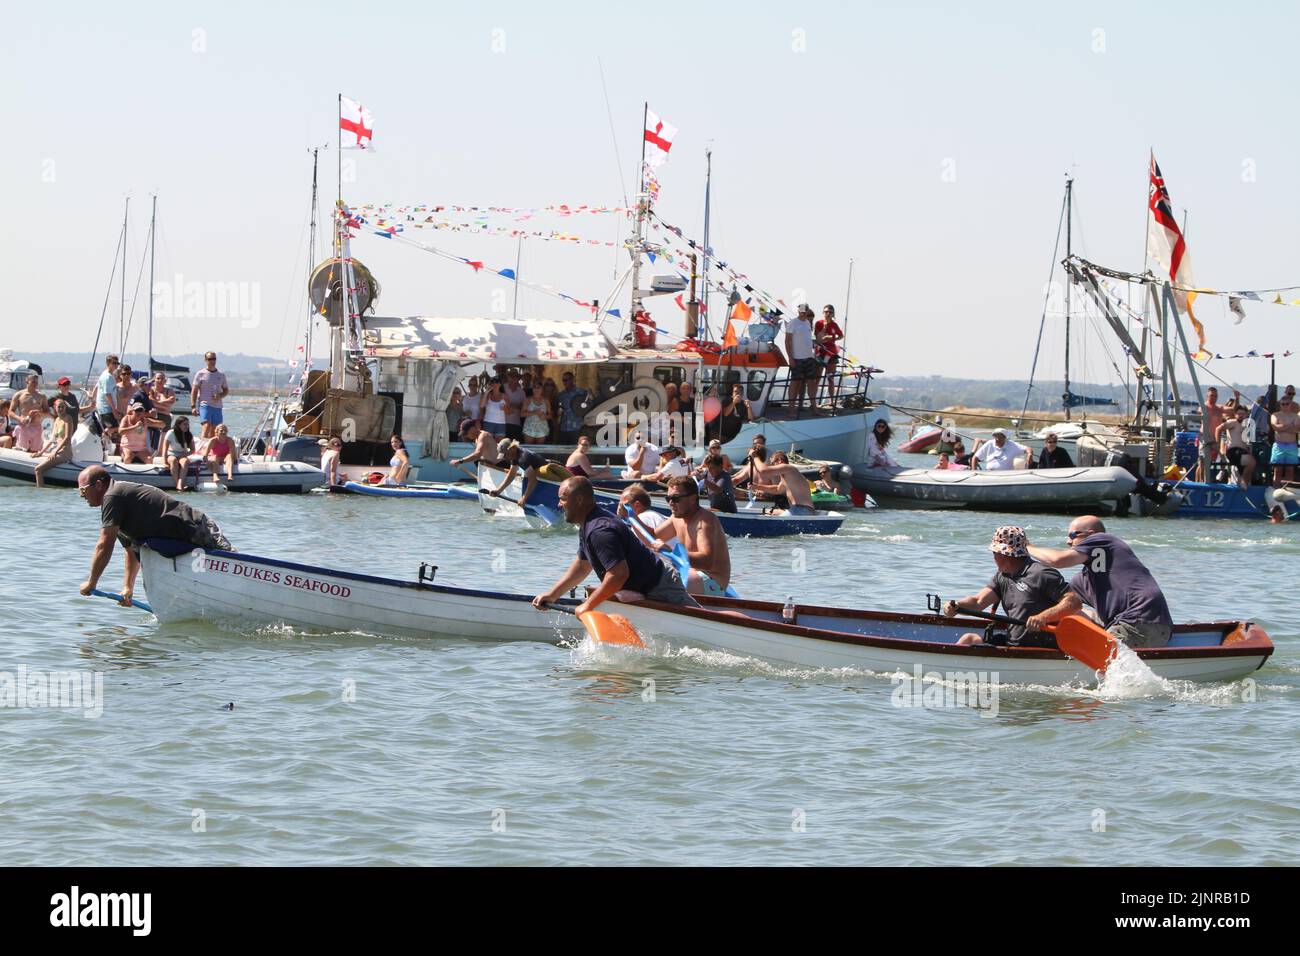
[1068,533,1173,629]
[987,561,1070,644]
[101,481,209,548]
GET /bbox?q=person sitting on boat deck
[10,373,49,453]
[934,452,963,471]
[972,428,1032,471]
[118,397,162,464]
[864,419,900,469]
[77,465,233,609]
[532,476,695,615]
[643,445,691,484]
[146,371,176,443]
[565,434,614,478]
[317,435,343,487]
[644,476,732,596]
[451,419,500,471]
[617,482,678,548]
[1024,516,1173,648]
[522,383,552,445]
[0,399,14,449]
[623,432,662,478]
[943,526,1069,648]
[32,398,78,489]
[813,464,839,491]
[698,453,738,513]
[486,438,548,508]
[1216,404,1257,490]
[555,371,589,446]
[749,446,818,515]
[383,434,410,485]
[206,423,239,482]
[164,417,199,491]
[952,440,973,468]
[1033,432,1074,469]
[191,351,229,441]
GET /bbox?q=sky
[4,0,1298,390]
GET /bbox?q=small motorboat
[851,463,1137,512]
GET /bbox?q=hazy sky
[4,1,1298,389]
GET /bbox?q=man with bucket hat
[942,526,1069,647]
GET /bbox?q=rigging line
[120,216,155,357]
[1083,311,1137,409]
[274,203,315,357]
[596,58,629,210]
[84,226,128,389]
[1018,185,1070,423]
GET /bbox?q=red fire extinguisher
[633,309,657,349]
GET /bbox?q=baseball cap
[990,427,1007,437]
[57,376,71,386]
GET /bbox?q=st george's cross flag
[340,96,374,149]
[1146,153,1210,360]
[644,108,676,168]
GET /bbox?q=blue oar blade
[89,588,154,614]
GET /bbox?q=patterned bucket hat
[988,525,1029,558]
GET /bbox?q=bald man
[1023,515,1173,648]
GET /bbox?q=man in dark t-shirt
[532,476,693,616]
[1033,433,1075,469]
[1025,515,1173,647]
[484,439,550,508]
[943,525,1068,647]
[76,467,232,608]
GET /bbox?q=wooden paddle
[89,587,155,613]
[926,593,1117,674]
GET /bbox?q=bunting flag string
[352,202,634,218]
[364,214,623,248]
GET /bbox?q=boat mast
[512,234,523,321]
[701,146,712,340]
[628,102,648,322]
[148,194,156,365]
[1063,175,1073,421]
[307,146,321,363]
[120,197,129,356]
[843,257,855,347]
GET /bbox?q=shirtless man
[1215,404,1257,490]
[1270,385,1299,488]
[450,419,499,471]
[565,435,613,478]
[1201,386,1238,474]
[648,476,731,596]
[748,446,817,514]
[10,374,49,453]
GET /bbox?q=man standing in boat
[944,526,1069,647]
[748,446,818,515]
[451,419,500,472]
[646,476,732,596]
[1023,516,1173,648]
[784,304,819,418]
[76,465,232,609]
[532,476,693,615]
[191,351,229,441]
[10,373,49,453]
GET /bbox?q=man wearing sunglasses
[532,476,693,616]
[645,476,732,596]
[1033,432,1074,469]
[1022,516,1172,648]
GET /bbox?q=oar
[542,602,646,648]
[479,488,564,526]
[624,515,741,599]
[926,593,1117,674]
[89,588,154,613]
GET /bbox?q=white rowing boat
[0,447,325,494]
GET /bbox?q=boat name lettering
[280,573,352,597]
[202,559,352,597]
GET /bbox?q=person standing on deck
[814,304,844,406]
[76,466,232,609]
[191,351,229,440]
[1201,386,1237,477]
[1216,405,1257,490]
[1023,516,1173,648]
[555,372,589,447]
[10,374,49,453]
[748,446,817,515]
[90,354,121,441]
[783,304,819,418]
[532,476,694,615]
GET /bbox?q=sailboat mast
[1063,176,1073,421]
[307,147,321,362]
[843,257,855,343]
[701,146,712,341]
[120,197,129,356]
[148,195,157,365]
[629,102,648,320]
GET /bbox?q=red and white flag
[340,96,374,149]
[1146,153,1209,359]
[644,108,676,168]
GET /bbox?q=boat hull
[139,542,580,641]
[616,597,1273,686]
[1165,481,1300,520]
[327,480,477,500]
[851,464,1137,511]
[0,448,325,494]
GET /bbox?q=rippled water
[1,399,1296,865]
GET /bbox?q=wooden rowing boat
[325,480,479,500]
[0,447,325,494]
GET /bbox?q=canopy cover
[362,316,615,364]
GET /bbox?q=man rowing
[1024,516,1173,648]
[484,438,547,508]
[943,526,1068,647]
[532,476,694,616]
[748,446,817,514]
[644,476,732,596]
[76,465,232,609]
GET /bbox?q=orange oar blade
[578,611,646,648]
[1055,615,1118,674]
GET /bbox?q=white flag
[643,108,676,168]
[340,96,374,149]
